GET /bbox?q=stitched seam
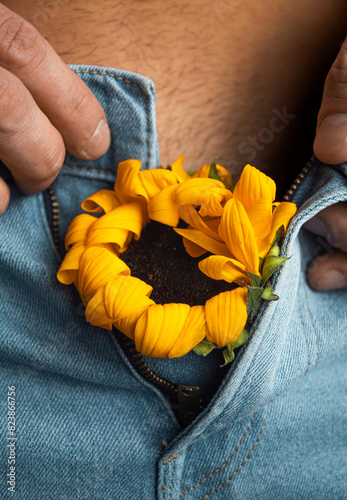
[168,459,176,500]
[298,305,310,375]
[305,290,320,363]
[144,97,150,169]
[164,453,181,465]
[179,412,257,497]
[199,413,268,500]
[162,454,181,500]
[162,462,167,500]
[72,70,143,89]
[62,164,116,176]
[72,69,151,170]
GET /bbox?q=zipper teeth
[123,338,177,394]
[47,184,61,257]
[283,155,314,202]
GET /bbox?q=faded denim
[0,65,346,499]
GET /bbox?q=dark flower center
[122,220,234,306]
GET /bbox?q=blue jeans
[0,65,346,499]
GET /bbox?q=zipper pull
[177,385,202,428]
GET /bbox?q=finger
[0,4,111,160]
[0,176,10,215]
[303,202,347,253]
[313,35,347,165]
[0,66,65,194]
[307,251,347,291]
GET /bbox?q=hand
[305,35,347,291]
[0,3,111,215]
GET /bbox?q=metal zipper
[283,155,314,202]
[116,332,204,427]
[46,184,62,258]
[118,335,178,396]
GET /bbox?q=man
[0,0,346,289]
[0,2,346,498]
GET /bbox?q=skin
[0,0,346,291]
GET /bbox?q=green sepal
[268,244,280,257]
[261,284,278,301]
[193,339,217,357]
[222,329,248,366]
[246,285,264,316]
[208,158,222,182]
[248,271,262,288]
[246,286,264,321]
[261,254,288,285]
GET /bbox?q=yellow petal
[174,178,226,207]
[174,227,231,257]
[198,255,250,287]
[246,198,273,241]
[85,202,145,251]
[205,288,248,346]
[182,237,207,258]
[77,247,130,302]
[85,287,114,330]
[114,159,147,203]
[192,164,210,179]
[148,184,180,226]
[81,189,121,214]
[193,164,233,187]
[171,155,191,182]
[64,213,96,250]
[233,164,276,211]
[104,275,154,322]
[179,205,223,241]
[135,303,190,358]
[219,198,260,275]
[203,216,222,234]
[198,187,233,217]
[57,243,86,285]
[258,201,297,256]
[113,306,152,341]
[138,168,178,199]
[114,159,179,204]
[168,305,208,358]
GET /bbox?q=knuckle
[32,143,65,185]
[0,15,46,70]
[0,72,27,121]
[324,49,347,103]
[325,71,347,103]
[67,88,91,120]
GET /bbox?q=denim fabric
[0,65,346,500]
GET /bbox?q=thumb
[313,35,347,165]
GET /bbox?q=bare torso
[4,0,347,192]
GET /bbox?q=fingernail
[315,269,347,291]
[314,114,347,164]
[81,119,111,160]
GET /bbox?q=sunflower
[57,158,296,362]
